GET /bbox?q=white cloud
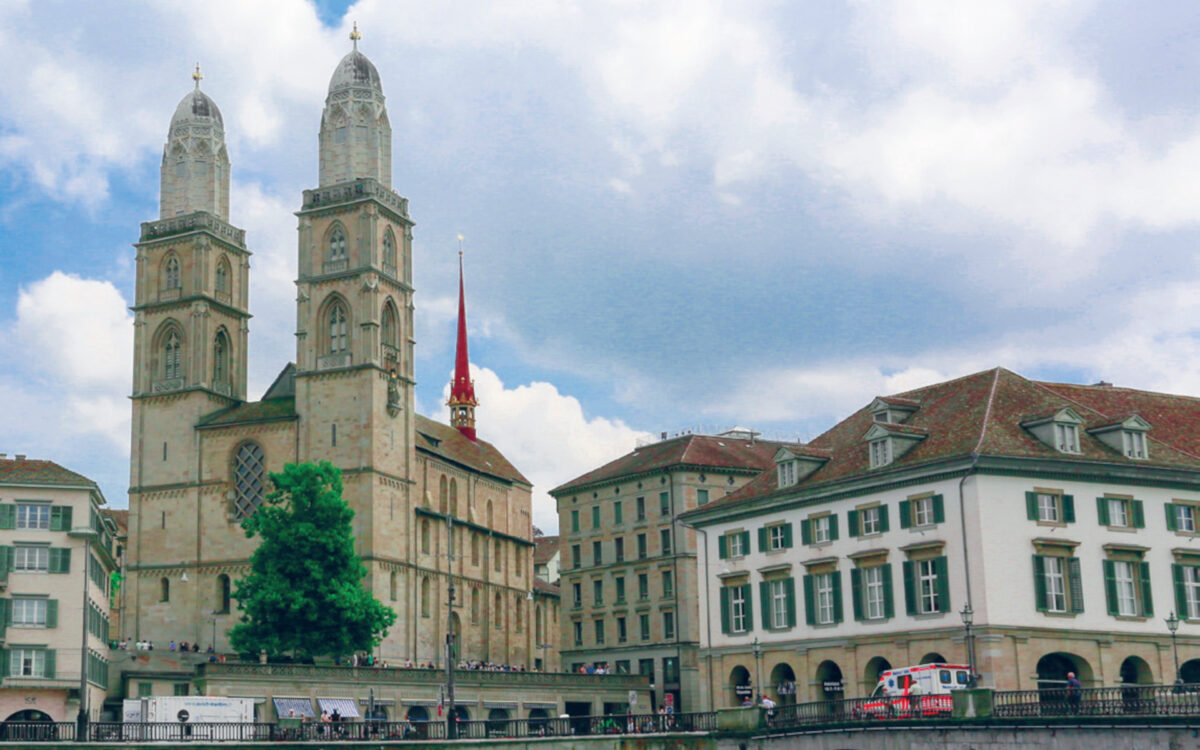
[438,365,651,533]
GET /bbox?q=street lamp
[1166,611,1181,685]
[959,602,976,687]
[752,637,763,702]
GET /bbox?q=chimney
[14,454,25,461]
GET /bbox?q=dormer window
[1087,414,1151,461]
[867,397,919,425]
[1055,423,1080,454]
[778,461,797,487]
[869,438,892,468]
[1021,407,1084,455]
[1123,430,1148,460]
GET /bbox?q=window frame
[15,504,50,531]
[860,506,881,536]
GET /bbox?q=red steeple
[447,249,478,440]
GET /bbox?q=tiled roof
[534,535,559,564]
[533,578,560,597]
[552,434,788,495]
[0,458,97,489]
[103,509,129,532]
[414,415,529,485]
[197,397,298,427]
[694,368,1200,516]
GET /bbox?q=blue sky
[3,1,1200,533]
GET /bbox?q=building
[681,368,1200,709]
[534,535,560,585]
[0,455,119,723]
[124,32,547,671]
[550,429,789,712]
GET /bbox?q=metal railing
[0,723,76,742]
[993,684,1200,718]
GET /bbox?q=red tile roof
[552,433,791,495]
[694,368,1200,516]
[103,509,129,533]
[415,415,529,485]
[534,535,559,564]
[533,578,560,597]
[0,458,97,489]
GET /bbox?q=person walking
[1066,672,1082,713]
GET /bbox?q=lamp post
[752,637,763,702]
[959,603,976,687]
[1166,611,1181,685]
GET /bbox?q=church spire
[447,240,478,441]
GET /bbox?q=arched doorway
[1182,658,1200,685]
[816,660,844,702]
[1036,652,1094,688]
[863,656,892,693]
[528,707,550,734]
[1,711,57,742]
[452,706,470,722]
[919,652,947,664]
[729,665,753,706]
[405,706,429,722]
[1119,655,1155,712]
[1119,655,1153,684]
[769,663,798,705]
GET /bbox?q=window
[863,566,888,620]
[570,510,579,533]
[494,540,502,571]
[636,497,646,521]
[1045,557,1066,611]
[212,330,230,387]
[137,682,153,698]
[382,230,397,271]
[381,302,398,349]
[660,492,670,516]
[592,506,601,529]
[494,592,503,628]
[663,656,680,684]
[638,573,649,600]
[637,533,647,559]
[903,556,949,616]
[1039,493,1058,522]
[164,256,181,290]
[725,530,748,558]
[639,614,650,641]
[613,501,623,525]
[16,505,50,530]
[420,519,431,553]
[329,227,347,260]
[697,488,710,505]
[721,584,752,634]
[663,611,675,639]
[592,541,602,566]
[1055,423,1080,453]
[420,577,430,617]
[1098,496,1144,529]
[327,301,348,353]
[660,529,672,556]
[15,546,49,572]
[174,683,190,696]
[1104,559,1152,617]
[812,515,831,544]
[661,569,674,597]
[573,621,582,646]
[215,257,230,294]
[1174,564,1200,620]
[900,495,945,529]
[1123,431,1148,459]
[854,506,885,536]
[571,545,581,568]
[1109,498,1128,527]
[159,576,170,602]
[12,598,49,627]
[768,524,789,551]
[814,573,837,625]
[768,578,792,629]
[163,329,182,380]
[217,574,231,613]
[471,534,480,565]
[778,461,796,487]
[1114,561,1136,615]
[614,537,625,562]
[615,576,626,603]
[1168,503,1198,533]
[571,582,581,607]
[617,617,627,643]
[918,560,939,614]
[593,579,604,606]
[913,498,935,527]
[10,649,50,678]
[869,438,892,468]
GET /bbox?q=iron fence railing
[0,722,76,742]
[992,684,1200,719]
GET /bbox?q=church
[124,29,555,669]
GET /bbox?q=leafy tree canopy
[229,461,396,659]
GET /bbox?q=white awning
[317,698,361,718]
[273,697,315,719]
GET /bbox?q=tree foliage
[229,461,396,658]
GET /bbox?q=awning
[317,698,361,718]
[273,697,315,719]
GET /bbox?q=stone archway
[729,665,753,706]
[919,652,947,664]
[1120,655,1154,685]
[863,656,892,693]
[1036,652,1094,688]
[769,662,798,704]
[815,660,844,702]
[1182,658,1200,685]
[1,711,57,742]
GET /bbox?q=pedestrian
[1066,671,1082,712]
[169,640,177,652]
[907,677,924,716]
[760,695,776,724]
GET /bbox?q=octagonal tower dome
[160,64,230,221]
[318,24,391,188]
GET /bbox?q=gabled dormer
[867,396,919,425]
[862,423,927,468]
[1088,414,1152,460]
[1021,407,1084,455]
[773,445,830,488]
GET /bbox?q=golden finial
[457,234,464,256]
[350,22,362,51]
[192,62,203,89]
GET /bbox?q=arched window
[494,592,503,629]
[329,227,347,260]
[449,479,458,518]
[486,500,494,528]
[217,574,231,613]
[515,597,523,633]
[327,300,348,353]
[381,301,398,350]
[494,539,502,571]
[215,256,231,295]
[421,518,430,554]
[212,329,230,387]
[160,577,170,603]
[382,229,397,271]
[420,577,431,617]
[439,476,448,514]
[389,571,398,601]
[163,255,181,290]
[232,442,266,519]
[471,588,480,623]
[514,545,521,577]
[471,533,480,566]
[163,328,182,380]
[536,605,543,642]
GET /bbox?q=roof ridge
[890,366,1005,400]
[972,367,1003,453]
[1038,379,1200,404]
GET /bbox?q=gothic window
[163,329,182,380]
[471,533,480,565]
[327,300,348,353]
[421,519,430,554]
[215,256,231,295]
[216,574,231,613]
[160,577,170,603]
[471,587,480,623]
[439,476,448,514]
[515,596,524,632]
[487,500,494,528]
[232,442,266,519]
[389,571,398,601]
[420,577,431,617]
[329,227,347,260]
[449,479,458,518]
[164,256,181,290]
[494,592,503,629]
[382,230,397,271]
[381,301,399,350]
[212,330,230,387]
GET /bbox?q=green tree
[229,461,396,659]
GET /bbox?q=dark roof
[0,458,97,488]
[197,397,297,428]
[533,578,560,597]
[414,415,529,485]
[696,367,1200,515]
[552,433,787,495]
[534,536,559,565]
[262,363,296,400]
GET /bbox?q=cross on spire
[192,62,203,89]
[350,22,362,51]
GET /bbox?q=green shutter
[1097,497,1110,526]
[0,650,7,678]
[0,505,14,530]
[831,571,843,624]
[760,581,772,630]
[903,561,916,616]
[782,523,793,549]
[932,495,945,524]
[899,500,911,529]
[49,506,72,532]
[0,546,8,584]
[719,587,730,634]
[935,556,950,613]
[1026,491,1039,521]
[45,600,58,629]
[1132,500,1145,529]
[49,548,71,574]
[740,531,750,555]
[1103,560,1118,616]
[0,599,8,632]
[1167,504,1179,532]
[882,564,895,619]
[758,527,768,553]
[718,534,728,560]
[879,505,890,533]
[1139,561,1154,616]
[1032,555,1047,612]
[742,584,753,631]
[851,568,863,621]
[803,575,816,626]
[829,514,839,541]
[1174,564,1187,619]
[801,519,812,546]
[1068,557,1084,613]
[848,510,860,538]
[1063,495,1075,523]
[43,650,54,679]
[785,578,797,627]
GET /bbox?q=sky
[3,1,1200,534]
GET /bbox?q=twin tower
[125,32,540,667]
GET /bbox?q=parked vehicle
[854,663,972,719]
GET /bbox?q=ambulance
[854,663,972,719]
